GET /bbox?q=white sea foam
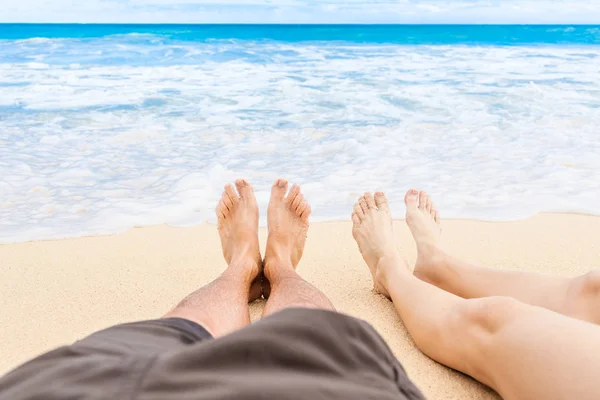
[1,41,600,243]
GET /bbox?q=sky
[3,0,600,24]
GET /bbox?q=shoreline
[2,213,600,399]
[2,211,600,245]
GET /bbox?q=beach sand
[1,213,599,399]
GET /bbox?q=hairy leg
[262,179,335,316]
[164,179,262,337]
[406,189,600,325]
[352,192,600,399]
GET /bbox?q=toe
[235,179,253,199]
[351,212,361,225]
[425,196,432,212]
[292,193,304,212]
[418,191,428,211]
[286,184,301,207]
[358,196,369,214]
[285,184,300,207]
[353,202,365,219]
[225,184,240,206]
[364,192,376,209]
[222,190,234,210]
[271,179,288,200]
[404,189,419,208]
[300,203,311,221]
[374,192,389,211]
[295,196,308,216]
[216,199,227,218]
[434,210,440,224]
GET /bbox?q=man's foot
[351,192,408,298]
[404,189,444,284]
[263,179,311,294]
[215,179,262,301]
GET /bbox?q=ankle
[223,258,260,284]
[416,241,443,260]
[263,258,295,283]
[414,247,448,283]
[376,254,409,289]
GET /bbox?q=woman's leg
[352,192,600,400]
[404,189,600,325]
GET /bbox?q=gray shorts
[0,308,425,400]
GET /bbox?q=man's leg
[352,192,600,400]
[261,179,335,316]
[164,180,262,337]
[403,189,600,325]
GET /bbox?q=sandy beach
[1,213,599,399]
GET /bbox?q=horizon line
[2,22,600,25]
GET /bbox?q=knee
[438,297,524,383]
[455,296,523,336]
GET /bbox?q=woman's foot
[263,179,311,295]
[215,179,262,301]
[404,189,444,285]
[351,192,409,298]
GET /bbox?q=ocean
[1,24,600,243]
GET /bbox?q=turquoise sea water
[2,24,600,44]
[1,25,600,242]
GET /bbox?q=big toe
[235,179,254,199]
[271,179,288,201]
[404,189,419,208]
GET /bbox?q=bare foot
[404,189,443,284]
[263,179,311,292]
[352,192,408,298]
[215,179,262,301]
